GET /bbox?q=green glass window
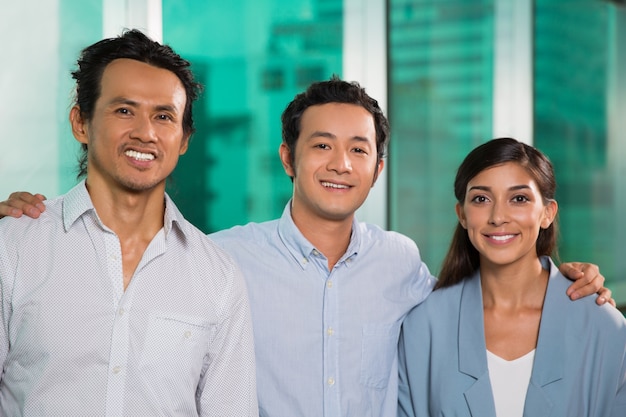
[162,0,344,233]
[534,0,626,302]
[388,0,496,274]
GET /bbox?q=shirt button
[327,377,335,386]
[327,281,333,288]
[327,327,334,336]
[112,366,122,374]
[184,330,192,339]
[312,249,320,256]
[118,308,125,316]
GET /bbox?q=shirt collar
[62,180,188,239]
[277,200,361,269]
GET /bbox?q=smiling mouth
[321,181,350,189]
[125,149,155,161]
[488,234,516,241]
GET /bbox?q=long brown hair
[435,138,559,290]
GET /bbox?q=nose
[130,114,157,142]
[327,149,352,174]
[489,201,508,226]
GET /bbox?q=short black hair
[280,76,389,173]
[73,29,202,178]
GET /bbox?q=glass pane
[162,0,343,233]
[388,0,496,274]
[1,1,103,198]
[534,0,626,303]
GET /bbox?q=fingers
[595,287,615,307]
[0,192,46,219]
[562,262,604,301]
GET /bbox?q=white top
[0,181,258,416]
[487,349,536,417]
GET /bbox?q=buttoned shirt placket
[87,215,167,417]
[309,248,357,417]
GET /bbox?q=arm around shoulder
[0,192,47,219]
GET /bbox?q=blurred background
[2,0,625,310]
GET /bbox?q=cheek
[293,153,320,177]
[514,210,544,228]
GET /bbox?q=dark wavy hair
[436,137,559,290]
[280,75,389,177]
[73,29,202,178]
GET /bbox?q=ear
[371,158,385,186]
[179,134,190,156]
[455,202,467,229]
[541,199,558,229]
[70,106,88,145]
[279,143,295,177]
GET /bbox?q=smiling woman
[398,137,626,417]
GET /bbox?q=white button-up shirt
[0,182,257,416]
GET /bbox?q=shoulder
[0,195,64,240]
[549,271,626,336]
[173,218,244,274]
[0,195,64,284]
[355,221,420,254]
[209,220,277,249]
[405,279,465,325]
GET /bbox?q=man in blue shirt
[0,77,611,416]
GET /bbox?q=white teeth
[125,150,155,161]
[491,234,515,241]
[321,181,349,189]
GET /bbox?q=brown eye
[470,195,488,203]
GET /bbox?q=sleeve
[397,301,442,417]
[0,228,13,380]
[398,323,417,417]
[411,258,436,305]
[404,238,436,306]
[610,329,626,417]
[196,262,258,417]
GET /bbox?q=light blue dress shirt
[398,257,626,417]
[211,201,436,417]
[0,181,258,416]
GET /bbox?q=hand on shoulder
[0,192,46,219]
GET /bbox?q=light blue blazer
[398,257,626,417]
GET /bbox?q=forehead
[468,162,539,190]
[98,58,186,110]
[299,103,376,140]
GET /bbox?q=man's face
[72,58,188,194]
[280,102,383,225]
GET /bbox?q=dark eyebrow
[468,184,531,192]
[108,97,139,107]
[107,97,178,113]
[307,131,371,143]
[307,131,336,140]
[154,104,177,113]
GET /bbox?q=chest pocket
[139,313,216,381]
[360,321,401,389]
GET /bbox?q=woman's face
[455,162,557,270]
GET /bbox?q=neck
[291,209,353,270]
[85,178,165,241]
[480,257,548,310]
